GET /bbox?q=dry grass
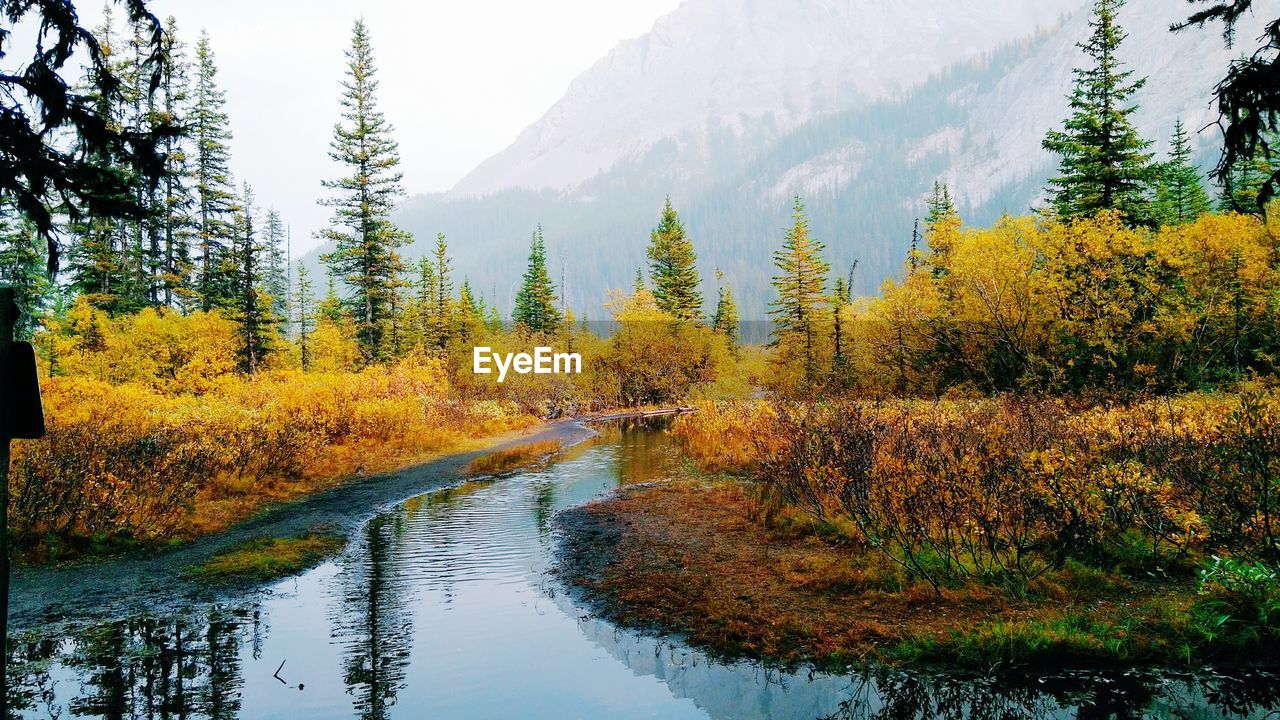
[465,439,562,477]
[8,362,539,561]
[557,480,1268,670]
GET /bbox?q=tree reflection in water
[8,607,249,720]
[815,667,1280,720]
[330,513,415,720]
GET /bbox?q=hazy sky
[67,0,685,254]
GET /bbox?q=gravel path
[9,419,597,630]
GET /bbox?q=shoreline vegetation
[189,531,347,584]
[555,395,1280,671]
[9,358,540,564]
[3,0,1280,689]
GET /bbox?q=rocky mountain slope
[372,0,1278,318]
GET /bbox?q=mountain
[448,0,1084,199]
[372,0,1278,320]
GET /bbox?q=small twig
[273,659,287,684]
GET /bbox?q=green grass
[191,533,346,583]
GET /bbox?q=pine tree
[319,19,409,361]
[427,233,453,350]
[925,181,957,227]
[0,206,50,339]
[192,30,237,310]
[512,225,562,333]
[908,219,921,275]
[386,274,407,358]
[485,304,504,334]
[123,13,164,306]
[1043,0,1155,223]
[455,279,485,344]
[415,256,435,348]
[293,261,314,371]
[1217,131,1276,213]
[263,209,289,317]
[1154,120,1212,226]
[64,7,138,316]
[711,270,739,351]
[770,196,830,382]
[646,197,702,320]
[156,16,195,309]
[319,269,345,323]
[229,183,276,373]
[832,276,851,369]
[633,267,645,293]
[66,214,130,313]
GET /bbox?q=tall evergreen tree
[426,234,453,349]
[0,206,50,339]
[512,226,561,333]
[122,12,163,306]
[711,270,739,351]
[319,19,409,360]
[832,276,851,369]
[293,261,314,371]
[156,16,195,309]
[925,181,957,227]
[455,279,485,344]
[229,183,276,373]
[192,30,237,310]
[1217,130,1276,213]
[908,219,921,275]
[646,197,702,321]
[1043,0,1155,223]
[415,256,435,348]
[1154,120,1212,225]
[63,7,141,315]
[263,209,289,317]
[66,212,130,313]
[770,196,830,382]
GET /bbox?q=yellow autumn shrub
[851,212,1280,394]
[675,391,1280,586]
[8,357,534,559]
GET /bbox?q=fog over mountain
[358,0,1279,318]
[448,0,1084,198]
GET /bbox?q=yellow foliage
[603,290,733,407]
[854,212,1280,393]
[41,300,240,393]
[675,391,1280,582]
[7,359,534,559]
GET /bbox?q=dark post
[0,285,13,718]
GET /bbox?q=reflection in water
[330,514,415,720]
[9,420,1280,719]
[10,608,249,720]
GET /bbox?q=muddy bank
[554,480,1276,671]
[10,420,595,629]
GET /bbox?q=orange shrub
[7,359,534,559]
[675,392,1279,590]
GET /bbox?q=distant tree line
[2,0,1278,394]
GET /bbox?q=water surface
[9,420,1279,719]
